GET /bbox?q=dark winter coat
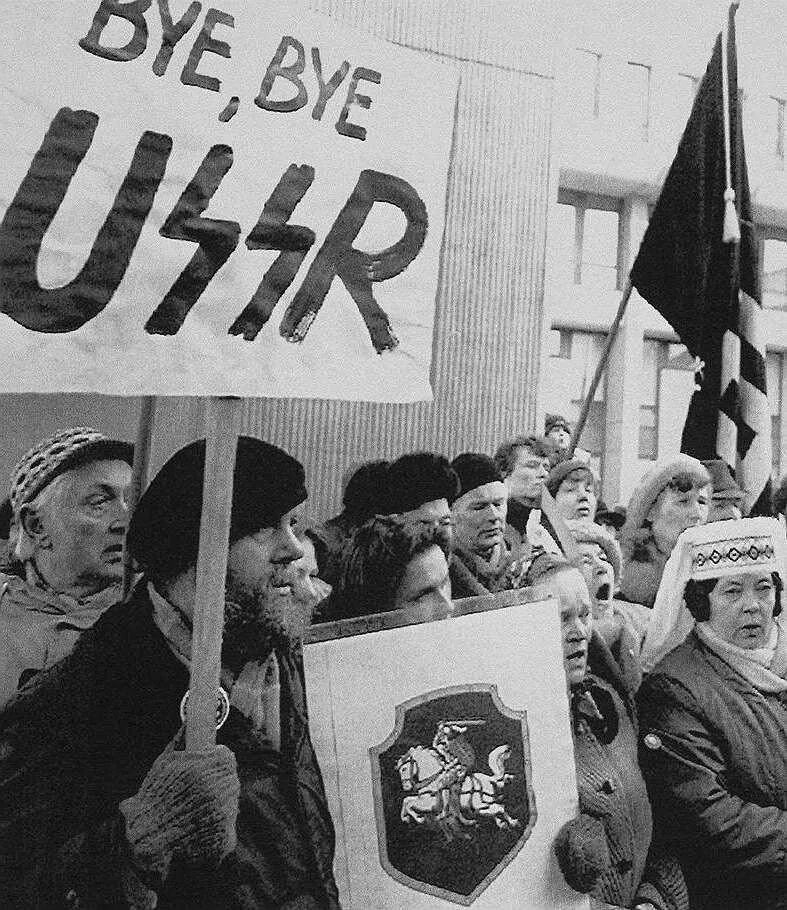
[638,631,787,910]
[0,582,341,910]
[555,634,687,910]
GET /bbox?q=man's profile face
[222,506,308,670]
[505,447,550,503]
[33,459,132,592]
[547,426,571,451]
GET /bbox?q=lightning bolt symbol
[145,144,241,336]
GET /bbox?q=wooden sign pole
[185,396,242,750]
[122,395,156,599]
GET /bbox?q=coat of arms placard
[370,683,537,905]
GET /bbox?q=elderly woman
[565,520,646,685]
[637,517,787,910]
[619,455,711,608]
[526,553,687,910]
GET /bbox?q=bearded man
[0,436,340,910]
[0,427,133,705]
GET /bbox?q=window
[553,190,621,290]
[548,329,573,359]
[573,48,602,118]
[543,329,607,478]
[772,96,786,162]
[639,339,665,459]
[762,235,787,310]
[620,62,651,140]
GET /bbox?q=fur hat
[450,453,503,499]
[127,436,307,583]
[621,454,711,549]
[545,459,595,499]
[10,427,133,517]
[565,519,622,583]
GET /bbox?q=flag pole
[122,395,156,599]
[185,396,242,750]
[567,278,634,457]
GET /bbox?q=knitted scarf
[695,615,787,694]
[148,583,281,746]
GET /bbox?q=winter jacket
[554,634,688,910]
[637,631,787,910]
[0,582,341,910]
[0,570,122,706]
[620,537,667,609]
[448,543,526,599]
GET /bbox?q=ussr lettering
[0,108,427,353]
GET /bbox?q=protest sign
[303,591,588,908]
[0,1,457,400]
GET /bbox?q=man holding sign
[0,436,340,910]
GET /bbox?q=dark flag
[630,6,771,515]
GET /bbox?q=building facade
[541,3,787,507]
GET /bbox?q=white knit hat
[640,517,787,672]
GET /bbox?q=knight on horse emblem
[396,718,520,841]
[370,684,537,905]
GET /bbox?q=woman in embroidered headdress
[637,517,787,910]
[526,553,687,910]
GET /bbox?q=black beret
[451,453,504,499]
[128,436,307,583]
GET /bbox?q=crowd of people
[0,417,786,909]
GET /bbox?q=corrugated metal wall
[149,1,559,520]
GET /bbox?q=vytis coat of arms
[369,684,537,905]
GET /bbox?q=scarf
[149,583,281,747]
[570,679,619,744]
[3,566,121,624]
[695,614,787,694]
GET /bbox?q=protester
[544,414,572,456]
[565,519,646,669]
[0,496,13,573]
[526,553,686,910]
[292,527,332,619]
[619,455,711,608]
[774,472,787,523]
[0,427,133,706]
[493,434,560,554]
[0,436,340,909]
[701,458,745,522]
[321,458,390,585]
[546,459,598,522]
[638,517,787,910]
[594,502,627,541]
[449,453,527,597]
[323,514,451,621]
[382,451,459,538]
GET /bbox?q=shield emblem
[369,683,537,905]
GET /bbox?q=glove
[120,743,240,884]
[553,813,611,894]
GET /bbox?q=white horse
[396,744,520,831]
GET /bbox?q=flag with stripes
[629,6,771,515]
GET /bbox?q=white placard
[0,1,457,400]
[304,596,588,909]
